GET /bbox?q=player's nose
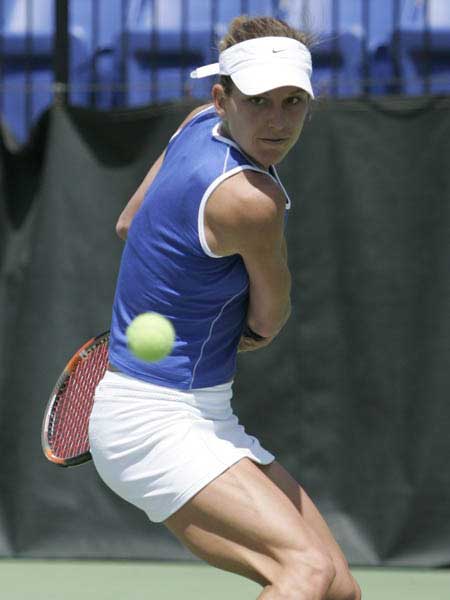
[267,106,288,132]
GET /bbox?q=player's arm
[116,150,165,240]
[116,103,213,240]
[205,171,291,342]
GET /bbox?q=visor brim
[230,66,314,99]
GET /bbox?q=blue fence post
[25,0,33,130]
[90,0,100,107]
[151,0,158,101]
[54,0,69,105]
[362,0,370,96]
[392,0,402,93]
[210,0,218,64]
[331,0,340,97]
[423,0,431,94]
[117,0,130,105]
[0,0,4,115]
[240,0,249,14]
[180,0,189,96]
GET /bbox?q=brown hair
[218,16,313,95]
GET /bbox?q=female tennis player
[89,16,361,600]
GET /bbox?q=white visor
[191,36,314,99]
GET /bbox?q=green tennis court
[1,560,449,599]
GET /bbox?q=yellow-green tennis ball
[126,312,175,362]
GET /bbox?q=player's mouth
[259,137,289,145]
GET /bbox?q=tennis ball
[126,312,175,362]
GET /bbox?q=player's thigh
[259,462,348,567]
[164,457,334,586]
[259,461,359,596]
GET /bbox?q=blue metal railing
[0,0,449,144]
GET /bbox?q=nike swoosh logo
[272,49,285,53]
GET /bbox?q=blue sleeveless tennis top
[109,106,291,390]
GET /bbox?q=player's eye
[248,96,266,106]
[287,96,304,105]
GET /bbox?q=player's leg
[165,457,346,600]
[259,461,362,600]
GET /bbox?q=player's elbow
[247,286,291,338]
[115,216,129,240]
[248,295,291,339]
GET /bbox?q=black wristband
[242,323,267,341]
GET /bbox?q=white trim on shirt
[198,164,272,258]
[211,123,292,208]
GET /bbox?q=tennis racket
[41,331,110,467]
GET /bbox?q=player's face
[213,84,310,169]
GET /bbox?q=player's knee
[313,551,337,589]
[349,576,362,600]
[331,573,361,600]
[274,548,336,599]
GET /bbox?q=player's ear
[212,84,227,118]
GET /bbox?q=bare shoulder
[228,169,285,220]
[205,169,286,256]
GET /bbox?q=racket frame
[41,331,110,468]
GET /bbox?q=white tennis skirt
[88,370,274,523]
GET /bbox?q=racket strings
[50,338,109,459]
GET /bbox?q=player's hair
[218,16,313,95]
